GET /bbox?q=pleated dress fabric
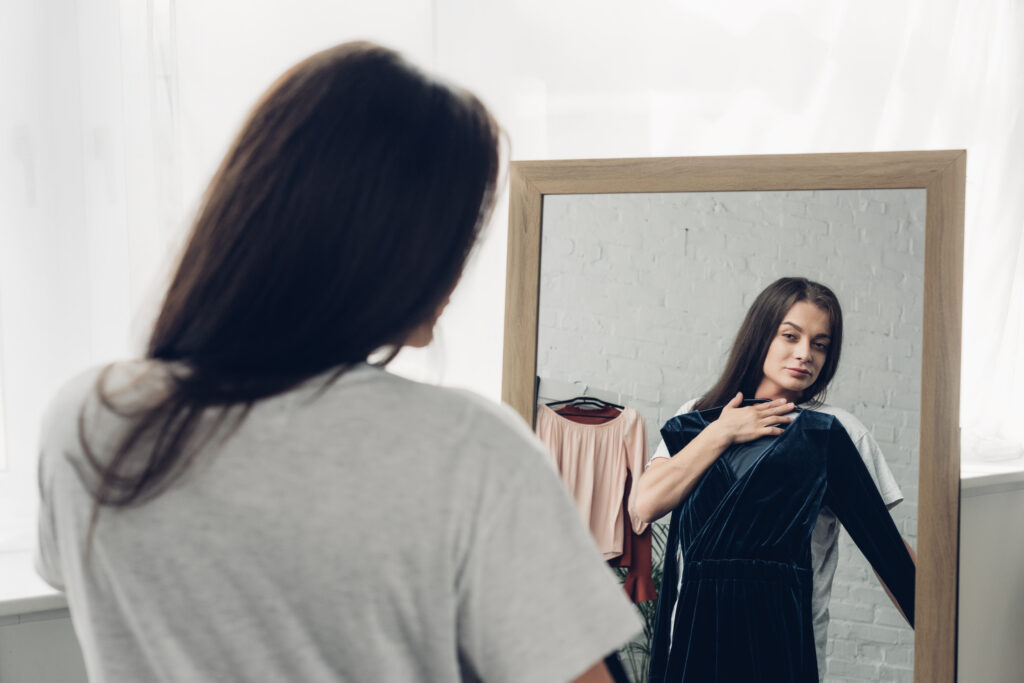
[648,405,915,683]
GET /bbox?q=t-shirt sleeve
[852,432,904,509]
[35,444,65,591]
[648,398,696,464]
[455,401,642,683]
[33,364,107,592]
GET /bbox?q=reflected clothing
[650,398,903,675]
[535,405,649,559]
[607,470,658,603]
[648,406,914,683]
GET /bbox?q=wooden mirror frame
[501,151,964,682]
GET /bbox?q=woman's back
[38,361,640,682]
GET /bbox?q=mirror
[502,152,964,683]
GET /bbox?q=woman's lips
[787,368,811,377]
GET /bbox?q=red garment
[542,404,657,602]
[607,470,657,603]
[553,404,621,425]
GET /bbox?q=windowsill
[0,550,67,620]
[961,458,1024,497]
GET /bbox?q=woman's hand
[634,393,794,522]
[705,392,795,447]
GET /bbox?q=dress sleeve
[658,409,704,460]
[823,406,903,507]
[823,420,915,626]
[649,398,696,463]
[625,411,650,535]
[455,403,641,683]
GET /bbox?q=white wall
[0,610,87,683]
[958,483,1024,682]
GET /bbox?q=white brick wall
[537,189,924,681]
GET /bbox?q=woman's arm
[633,427,732,522]
[634,394,795,522]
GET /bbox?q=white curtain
[2,0,1022,549]
[0,0,182,547]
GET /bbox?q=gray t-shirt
[650,398,903,680]
[36,361,641,683]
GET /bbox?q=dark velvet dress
[648,403,915,683]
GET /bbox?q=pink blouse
[535,405,649,559]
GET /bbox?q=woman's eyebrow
[780,321,831,339]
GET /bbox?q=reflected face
[756,301,832,403]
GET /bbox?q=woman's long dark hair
[78,42,501,528]
[694,277,843,411]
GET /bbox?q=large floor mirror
[502,152,964,682]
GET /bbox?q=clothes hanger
[546,395,625,410]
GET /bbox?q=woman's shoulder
[435,385,544,453]
[375,376,556,480]
[343,367,533,430]
[39,360,179,476]
[42,360,176,446]
[45,364,107,419]
[327,367,543,454]
[44,360,169,426]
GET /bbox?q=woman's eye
[814,343,829,351]
[782,333,797,341]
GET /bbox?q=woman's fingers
[756,400,795,432]
[759,415,794,427]
[718,396,795,444]
[756,398,794,415]
[718,393,745,420]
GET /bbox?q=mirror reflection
[534,189,924,682]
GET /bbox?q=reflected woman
[635,276,915,683]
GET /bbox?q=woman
[35,42,638,683]
[635,277,915,682]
